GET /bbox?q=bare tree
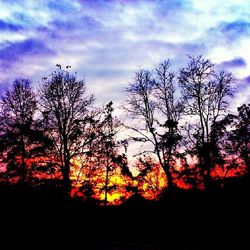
[154,60,183,189]
[125,60,182,190]
[179,55,234,189]
[39,65,94,196]
[0,79,36,184]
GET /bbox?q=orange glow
[0,151,248,205]
[70,156,134,205]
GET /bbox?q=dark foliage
[0,58,249,249]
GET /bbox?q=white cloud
[0,0,249,110]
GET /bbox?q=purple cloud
[0,0,249,110]
[233,76,250,105]
[0,20,23,31]
[48,1,76,14]
[81,15,102,31]
[221,20,250,40]
[154,0,187,16]
[51,15,101,32]
[244,75,250,84]
[51,20,78,31]
[76,0,114,8]
[12,12,34,27]
[219,57,247,68]
[0,39,54,69]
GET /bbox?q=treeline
[0,55,249,205]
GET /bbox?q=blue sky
[0,0,250,109]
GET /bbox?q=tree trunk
[104,163,109,206]
[20,135,26,186]
[244,131,250,176]
[202,144,213,190]
[165,127,174,190]
[151,130,174,191]
[62,149,71,198]
[164,164,173,190]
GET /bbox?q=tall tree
[179,55,234,189]
[220,104,250,176]
[70,103,131,205]
[154,60,183,189]
[232,104,250,174]
[39,65,94,196]
[101,102,117,206]
[88,102,122,206]
[0,79,37,184]
[125,60,182,190]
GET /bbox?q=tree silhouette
[0,79,43,184]
[154,60,183,189]
[101,102,117,205]
[0,56,248,211]
[179,55,234,189]
[76,102,127,205]
[233,104,250,174]
[125,60,182,190]
[39,65,94,196]
[220,104,250,176]
[134,156,166,200]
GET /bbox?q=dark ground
[0,178,249,249]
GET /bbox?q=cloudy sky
[0,0,250,109]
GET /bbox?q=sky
[0,0,250,110]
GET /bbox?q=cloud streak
[0,0,249,108]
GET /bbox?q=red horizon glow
[0,154,247,205]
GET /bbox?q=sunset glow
[0,0,249,207]
[0,2,249,250]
